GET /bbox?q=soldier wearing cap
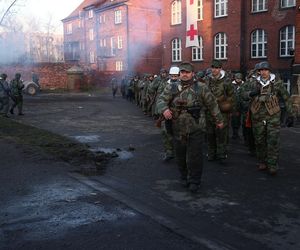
[10,73,24,115]
[0,73,11,117]
[147,68,168,117]
[157,62,224,193]
[204,60,234,162]
[231,73,244,139]
[244,61,294,175]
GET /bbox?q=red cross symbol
[186,24,197,41]
[190,0,194,4]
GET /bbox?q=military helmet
[160,68,168,74]
[254,63,261,71]
[0,73,7,79]
[258,61,271,70]
[169,66,180,75]
[235,73,243,80]
[15,73,21,78]
[196,71,205,79]
[179,62,194,72]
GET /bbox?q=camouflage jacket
[245,73,293,118]
[156,80,223,137]
[0,80,10,98]
[10,79,24,96]
[205,70,234,113]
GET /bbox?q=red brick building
[62,0,162,74]
[161,0,296,82]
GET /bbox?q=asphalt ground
[1,92,300,250]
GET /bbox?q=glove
[286,116,294,127]
[249,88,260,97]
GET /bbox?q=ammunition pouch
[165,119,173,135]
[250,97,261,114]
[187,106,201,121]
[265,95,280,115]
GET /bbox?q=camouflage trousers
[11,95,23,114]
[173,130,204,185]
[161,122,173,156]
[206,112,229,159]
[252,113,280,169]
[231,112,241,138]
[241,112,255,153]
[0,96,9,115]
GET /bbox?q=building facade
[161,0,296,82]
[62,0,162,74]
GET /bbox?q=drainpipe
[240,0,246,74]
[126,4,129,74]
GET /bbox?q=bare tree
[0,0,20,27]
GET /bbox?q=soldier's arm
[277,80,293,116]
[156,85,173,116]
[201,84,224,125]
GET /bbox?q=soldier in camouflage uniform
[157,62,224,193]
[156,66,180,161]
[244,61,294,175]
[231,73,244,139]
[204,60,234,162]
[142,74,154,115]
[147,69,168,117]
[10,73,24,115]
[0,73,11,118]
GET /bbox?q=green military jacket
[246,73,293,118]
[10,79,24,96]
[204,70,234,113]
[157,80,224,139]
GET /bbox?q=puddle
[91,147,133,160]
[72,135,101,143]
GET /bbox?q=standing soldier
[245,61,294,175]
[231,73,244,139]
[132,75,140,106]
[111,76,118,98]
[0,73,11,118]
[143,74,154,115]
[157,62,224,193]
[205,60,234,162]
[10,73,24,116]
[156,66,180,161]
[147,69,168,117]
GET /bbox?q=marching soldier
[204,60,234,162]
[244,61,294,175]
[0,73,11,118]
[10,73,24,116]
[157,62,224,193]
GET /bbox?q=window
[115,10,122,24]
[280,25,295,57]
[111,37,116,56]
[251,29,267,58]
[66,23,72,34]
[89,51,95,63]
[197,0,203,20]
[171,0,182,25]
[88,10,93,19]
[99,15,106,23]
[117,36,123,49]
[89,29,94,41]
[281,0,295,8]
[192,36,203,61]
[171,38,182,62]
[100,38,107,47]
[215,0,228,18]
[214,33,227,59]
[80,42,85,51]
[252,0,268,12]
[116,61,123,71]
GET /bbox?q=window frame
[281,0,296,8]
[89,28,94,41]
[171,0,182,25]
[214,0,228,18]
[116,61,123,71]
[114,10,122,24]
[279,25,295,57]
[197,0,203,21]
[252,0,268,13]
[192,36,204,61]
[171,38,182,62]
[66,23,72,34]
[214,32,227,60]
[251,29,267,58]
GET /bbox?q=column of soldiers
[122,59,294,193]
[0,73,24,117]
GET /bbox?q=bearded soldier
[244,61,294,175]
[157,62,224,193]
[204,60,234,162]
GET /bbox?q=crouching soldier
[156,62,224,193]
